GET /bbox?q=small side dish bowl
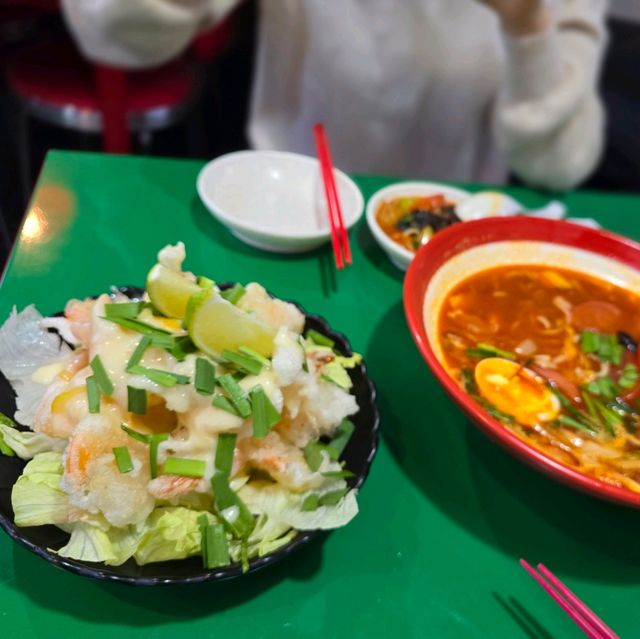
[197,151,364,253]
[404,216,640,508]
[365,181,470,271]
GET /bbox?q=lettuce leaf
[11,452,69,526]
[57,523,141,566]
[134,507,217,565]
[238,482,358,531]
[0,422,66,460]
[0,306,71,426]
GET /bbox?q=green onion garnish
[465,343,515,360]
[212,394,241,416]
[101,315,172,337]
[301,494,320,511]
[222,349,264,376]
[215,433,237,477]
[104,301,144,320]
[220,283,246,305]
[127,336,151,371]
[168,335,197,361]
[120,423,151,443]
[238,346,270,367]
[619,363,639,389]
[200,519,230,569]
[149,433,168,479]
[326,419,355,460]
[593,399,621,436]
[306,329,335,348]
[586,376,619,400]
[319,488,348,506]
[218,374,251,417]
[86,376,100,414]
[163,456,206,478]
[303,442,326,471]
[112,446,134,473]
[556,414,597,435]
[197,276,215,290]
[249,386,280,438]
[90,355,114,396]
[321,469,355,479]
[211,473,255,538]
[195,358,217,395]
[127,386,147,414]
[128,365,190,387]
[198,514,210,567]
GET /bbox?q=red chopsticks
[313,123,352,269]
[520,560,619,638]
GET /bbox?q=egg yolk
[474,357,560,426]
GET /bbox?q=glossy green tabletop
[2,150,640,638]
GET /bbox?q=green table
[2,151,640,639]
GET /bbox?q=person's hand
[477,0,551,37]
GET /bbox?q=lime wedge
[187,293,276,357]
[146,263,202,319]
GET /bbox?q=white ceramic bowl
[197,150,364,253]
[365,181,471,271]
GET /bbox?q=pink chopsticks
[313,123,352,270]
[520,560,619,639]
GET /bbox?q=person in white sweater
[61,0,608,191]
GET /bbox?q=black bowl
[0,286,379,585]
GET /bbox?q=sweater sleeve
[60,0,241,69]
[495,0,608,191]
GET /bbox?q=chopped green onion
[594,399,622,436]
[195,358,217,395]
[120,423,151,443]
[205,522,230,568]
[104,302,144,320]
[548,386,599,432]
[215,433,237,477]
[306,329,335,349]
[86,376,100,414]
[319,488,348,506]
[218,374,251,417]
[127,336,151,371]
[149,433,168,479]
[101,315,172,337]
[148,333,178,351]
[163,456,206,478]
[112,446,134,473]
[303,442,326,472]
[222,349,264,376]
[220,283,246,305]
[301,494,320,511]
[127,386,147,415]
[249,386,280,438]
[326,419,355,460]
[619,363,639,390]
[211,473,255,538]
[466,343,515,360]
[128,365,190,387]
[90,355,114,396]
[212,394,241,416]
[460,369,477,393]
[556,414,597,435]
[321,469,355,479]
[168,335,197,361]
[198,514,210,567]
[581,391,599,422]
[238,346,270,367]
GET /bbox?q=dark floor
[0,10,638,267]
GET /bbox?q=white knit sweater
[61,0,608,190]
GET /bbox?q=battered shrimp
[32,365,92,438]
[238,283,305,334]
[64,298,95,346]
[61,411,154,527]
[148,475,206,500]
[238,431,323,492]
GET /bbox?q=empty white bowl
[365,181,471,271]
[197,150,365,253]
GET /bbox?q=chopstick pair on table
[313,123,352,270]
[520,560,619,638]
